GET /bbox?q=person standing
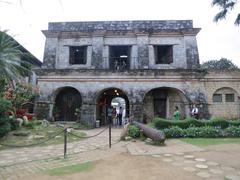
[191,104,199,119]
[173,106,180,120]
[117,106,123,126]
[107,106,113,124]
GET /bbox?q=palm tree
[0,30,31,82]
[212,0,240,25]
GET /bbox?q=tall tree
[0,30,31,81]
[201,58,239,70]
[212,0,240,25]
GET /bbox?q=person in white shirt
[191,104,199,119]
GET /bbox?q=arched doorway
[55,87,82,121]
[96,88,129,126]
[143,87,189,122]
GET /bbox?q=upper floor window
[69,46,87,65]
[225,94,235,102]
[154,45,173,64]
[213,94,222,102]
[109,46,131,71]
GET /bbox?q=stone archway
[54,87,82,121]
[143,87,189,122]
[96,88,130,126]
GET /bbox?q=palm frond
[214,9,228,22]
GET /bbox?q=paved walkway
[0,127,121,167]
[0,128,240,180]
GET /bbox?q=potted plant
[74,107,81,122]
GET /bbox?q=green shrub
[9,118,20,130]
[0,117,11,137]
[197,126,222,138]
[25,120,41,129]
[163,126,184,138]
[223,126,240,137]
[128,125,140,138]
[152,117,240,130]
[0,98,12,115]
[163,126,222,138]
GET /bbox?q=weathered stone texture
[36,20,240,124]
[48,20,194,31]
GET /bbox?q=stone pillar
[137,34,149,69]
[91,33,104,69]
[130,103,143,122]
[184,36,200,69]
[42,38,58,69]
[103,45,109,69]
[81,103,96,127]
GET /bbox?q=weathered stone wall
[42,20,200,70]
[35,70,209,124]
[202,70,240,119]
[48,20,194,31]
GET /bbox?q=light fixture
[114,90,117,93]
[116,93,119,96]
[120,55,127,58]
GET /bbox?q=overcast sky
[0,0,239,66]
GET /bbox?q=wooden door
[56,89,81,121]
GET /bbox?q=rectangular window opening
[109,45,131,70]
[69,46,87,65]
[225,94,235,102]
[213,94,222,102]
[154,45,173,64]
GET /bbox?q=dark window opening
[213,94,222,102]
[154,45,173,64]
[225,94,235,102]
[109,46,131,71]
[69,46,87,65]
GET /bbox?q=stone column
[184,36,200,69]
[42,38,58,69]
[81,103,96,127]
[91,32,105,69]
[130,103,143,122]
[136,34,149,69]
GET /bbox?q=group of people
[173,104,199,120]
[108,106,124,126]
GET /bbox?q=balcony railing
[102,57,148,71]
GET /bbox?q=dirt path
[25,153,200,180]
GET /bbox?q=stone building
[35,20,240,125]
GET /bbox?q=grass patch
[0,124,86,150]
[45,161,94,176]
[181,138,240,146]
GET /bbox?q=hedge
[153,118,240,130]
[128,125,140,138]
[163,126,240,138]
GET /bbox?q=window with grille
[213,94,222,102]
[225,94,234,102]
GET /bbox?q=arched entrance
[96,88,129,126]
[55,87,82,121]
[143,87,189,122]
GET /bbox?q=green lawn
[45,161,95,176]
[0,123,86,150]
[180,138,240,146]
